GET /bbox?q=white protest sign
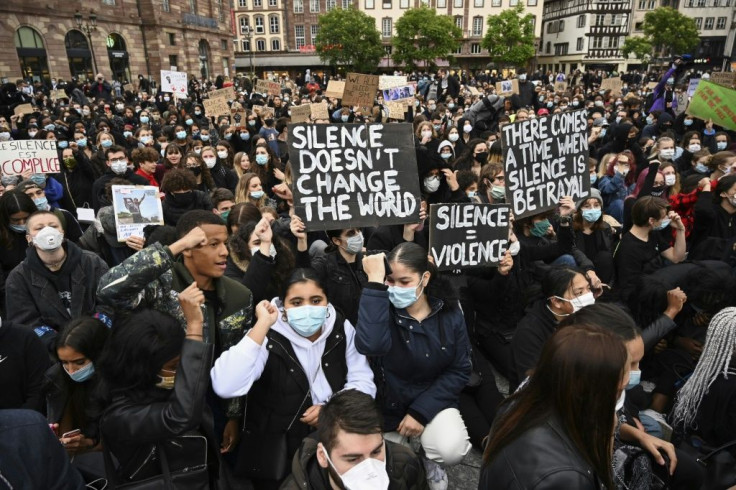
[160,70,188,97]
[112,185,165,241]
[687,79,701,97]
[379,75,408,90]
[0,140,60,175]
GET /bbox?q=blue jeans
[551,254,577,267]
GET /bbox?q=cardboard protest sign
[710,72,736,89]
[385,102,406,120]
[429,203,511,271]
[160,70,187,96]
[647,81,658,90]
[50,90,68,100]
[687,79,701,97]
[288,123,421,231]
[686,80,736,131]
[309,101,329,120]
[378,75,408,90]
[554,81,567,93]
[123,83,134,93]
[467,86,480,96]
[382,85,415,103]
[256,79,281,96]
[290,103,312,123]
[14,104,34,117]
[501,109,590,219]
[342,73,379,108]
[203,97,230,117]
[209,86,235,100]
[324,80,345,99]
[231,110,248,127]
[112,186,164,241]
[0,140,59,175]
[495,79,518,96]
[251,104,264,115]
[601,77,623,95]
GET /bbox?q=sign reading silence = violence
[501,109,590,220]
[287,122,421,231]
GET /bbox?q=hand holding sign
[558,196,575,217]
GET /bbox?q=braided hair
[671,307,736,431]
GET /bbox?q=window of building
[694,17,702,28]
[471,43,481,54]
[527,0,537,5]
[455,16,463,29]
[611,14,622,25]
[242,38,251,51]
[401,0,409,7]
[634,21,643,30]
[365,0,374,8]
[547,22,553,33]
[270,15,279,33]
[168,33,176,45]
[169,54,178,68]
[474,0,483,6]
[342,0,351,7]
[295,25,305,48]
[697,0,706,5]
[294,0,304,12]
[454,44,463,54]
[382,17,392,37]
[239,0,247,5]
[189,0,196,12]
[491,0,501,6]
[609,36,619,47]
[240,16,250,33]
[454,0,463,6]
[384,45,392,55]
[269,0,277,5]
[310,0,319,12]
[220,39,227,50]
[383,0,391,7]
[577,15,585,27]
[472,17,483,36]
[256,39,266,51]
[592,36,602,48]
[327,0,336,8]
[704,17,714,29]
[255,16,265,33]
[311,24,319,42]
[595,14,604,25]
[576,37,584,50]
[272,39,280,50]
[716,16,726,29]
[509,0,518,5]
[545,41,551,53]
[554,43,568,55]
[437,0,446,6]
[558,20,564,31]
[102,0,116,5]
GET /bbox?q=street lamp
[243,26,254,77]
[75,11,99,77]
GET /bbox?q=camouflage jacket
[96,242,253,417]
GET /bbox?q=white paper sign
[112,185,165,242]
[160,70,188,97]
[0,140,60,175]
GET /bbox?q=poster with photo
[112,185,164,241]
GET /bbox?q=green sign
[686,80,736,132]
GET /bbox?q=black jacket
[281,437,429,490]
[91,169,149,211]
[479,416,604,489]
[311,250,368,326]
[0,322,51,411]
[44,364,103,445]
[209,162,239,193]
[162,190,213,226]
[54,151,96,211]
[510,299,558,387]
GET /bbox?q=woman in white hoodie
[210,268,376,489]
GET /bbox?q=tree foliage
[641,7,700,57]
[621,36,653,63]
[481,5,536,67]
[392,7,462,71]
[315,7,384,72]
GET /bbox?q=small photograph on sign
[382,85,416,102]
[112,185,164,241]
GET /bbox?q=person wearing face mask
[200,146,238,193]
[191,104,209,129]
[160,169,213,226]
[282,389,428,490]
[415,122,440,154]
[5,211,108,351]
[707,131,731,154]
[91,145,148,211]
[183,153,216,194]
[510,68,535,109]
[598,151,637,222]
[690,174,736,260]
[235,172,277,209]
[57,146,96,213]
[16,180,84,244]
[357,244,472,488]
[211,269,376,486]
[674,131,702,173]
[477,163,506,204]
[681,148,713,179]
[0,191,40,299]
[132,146,160,187]
[573,189,615,284]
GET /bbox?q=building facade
[1,0,235,86]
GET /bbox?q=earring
[281,309,287,322]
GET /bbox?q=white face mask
[203,157,216,169]
[664,174,676,186]
[217,150,228,159]
[321,443,390,490]
[659,148,675,160]
[424,176,440,193]
[553,291,595,313]
[32,226,64,251]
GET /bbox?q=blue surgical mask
[590,174,597,184]
[9,223,26,233]
[286,305,328,337]
[626,370,641,390]
[646,116,653,125]
[101,139,113,149]
[140,135,152,144]
[185,118,194,126]
[599,128,607,138]
[44,124,55,131]
[57,140,69,149]
[717,142,728,151]
[654,218,671,230]
[224,133,233,140]
[240,132,250,141]
[341,115,349,122]
[33,196,50,211]
[250,190,264,199]
[695,162,709,174]
[531,219,551,238]
[176,130,187,140]
[387,273,427,309]
[30,174,46,186]
[491,185,505,201]
[683,119,693,127]
[255,154,268,166]
[440,152,452,160]
[201,134,210,141]
[66,362,95,383]
[248,120,257,127]
[140,116,149,124]
[76,138,87,148]
[581,208,602,223]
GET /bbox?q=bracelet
[186,334,203,338]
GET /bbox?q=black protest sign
[501,109,590,220]
[288,123,421,231]
[429,203,510,271]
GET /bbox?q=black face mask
[168,191,194,207]
[651,186,666,197]
[264,119,274,126]
[475,152,489,163]
[188,167,202,177]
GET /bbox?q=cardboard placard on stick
[501,109,590,219]
[111,185,164,242]
[467,86,480,96]
[209,86,235,100]
[385,102,406,120]
[309,102,329,120]
[287,123,422,231]
[290,104,312,123]
[429,203,511,271]
[601,77,623,95]
[123,83,134,93]
[495,79,519,96]
[342,73,379,108]
[324,80,345,99]
[14,104,34,117]
[231,110,248,127]
[0,140,60,175]
[50,90,68,100]
[686,80,736,131]
[203,97,230,117]
[647,81,658,90]
[255,79,281,96]
[710,72,736,89]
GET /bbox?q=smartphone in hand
[62,429,81,439]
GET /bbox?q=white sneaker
[423,457,448,490]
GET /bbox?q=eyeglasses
[110,158,127,165]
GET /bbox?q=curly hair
[161,167,197,193]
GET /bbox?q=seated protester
[182,152,216,194]
[511,267,595,388]
[235,172,278,209]
[437,140,455,167]
[201,146,238,193]
[211,187,235,223]
[453,139,489,177]
[480,324,627,490]
[131,146,160,187]
[674,130,702,174]
[98,304,219,487]
[625,275,687,353]
[5,211,109,351]
[250,143,282,197]
[414,121,441,155]
[225,201,263,236]
[660,161,682,199]
[356,244,472,485]
[690,175,736,261]
[598,150,637,223]
[622,162,665,234]
[45,317,109,483]
[16,179,83,243]
[0,316,51,411]
[573,189,615,284]
[708,131,732,154]
[281,389,428,490]
[477,162,506,204]
[78,205,140,267]
[91,145,148,211]
[0,190,38,302]
[456,170,480,202]
[225,217,306,305]
[24,172,65,211]
[57,146,96,212]
[614,196,686,295]
[670,173,705,242]
[709,150,736,181]
[210,269,376,487]
[155,143,183,184]
[160,168,213,226]
[0,409,86,489]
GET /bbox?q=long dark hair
[483,324,626,490]
[387,242,458,308]
[279,268,329,302]
[0,190,37,248]
[542,266,584,301]
[229,220,296,293]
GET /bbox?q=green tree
[621,36,653,63]
[481,4,536,67]
[641,7,700,57]
[392,7,462,71]
[315,7,384,72]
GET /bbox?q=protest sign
[467,86,480,96]
[209,86,235,100]
[123,83,134,93]
[0,140,59,175]
[256,79,282,96]
[495,79,518,96]
[687,79,701,97]
[231,110,248,127]
[325,80,346,98]
[288,123,421,231]
[710,72,736,88]
[554,81,567,93]
[382,85,415,103]
[429,203,511,271]
[647,81,658,90]
[686,80,736,131]
[203,97,230,117]
[309,101,329,120]
[14,104,34,117]
[290,104,312,123]
[378,75,408,90]
[342,73,379,108]
[112,186,164,241]
[161,70,187,96]
[601,77,623,95]
[385,102,406,120]
[50,90,67,100]
[501,109,590,219]
[251,104,264,115]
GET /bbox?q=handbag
[678,436,736,490]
